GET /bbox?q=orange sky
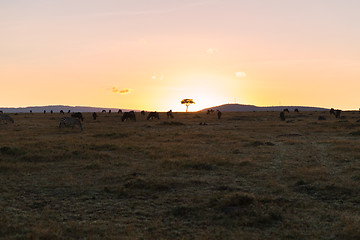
[1,1,360,111]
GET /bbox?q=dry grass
[0,110,360,239]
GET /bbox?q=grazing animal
[294,109,299,113]
[0,111,3,114]
[30,110,33,114]
[59,117,82,130]
[71,112,84,121]
[141,110,146,116]
[44,110,46,114]
[318,116,326,120]
[102,110,106,113]
[92,112,97,120]
[0,114,14,124]
[167,110,174,119]
[217,110,222,120]
[121,111,136,122]
[207,109,214,115]
[330,108,342,118]
[60,110,64,114]
[109,110,111,114]
[147,112,160,120]
[280,111,286,121]
[50,110,53,114]
[283,108,289,113]
[118,109,122,114]
[67,110,71,114]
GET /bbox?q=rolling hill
[200,104,329,112]
[0,103,329,113]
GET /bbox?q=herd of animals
[0,109,222,131]
[0,107,346,131]
[280,108,343,121]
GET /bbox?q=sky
[1,0,360,111]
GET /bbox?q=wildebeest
[50,110,53,114]
[30,110,33,114]
[207,109,214,115]
[280,111,286,121]
[59,117,82,130]
[44,110,46,114]
[109,110,111,114]
[71,112,84,121]
[0,114,14,124]
[68,110,71,114]
[118,109,122,114]
[147,112,159,120]
[92,112,97,120]
[0,111,3,114]
[167,110,174,119]
[141,110,146,116]
[330,108,341,118]
[60,110,64,114]
[294,109,299,113]
[102,110,106,113]
[283,108,289,113]
[121,111,136,122]
[217,110,222,119]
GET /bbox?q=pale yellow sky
[1,1,360,111]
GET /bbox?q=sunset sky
[1,0,360,111]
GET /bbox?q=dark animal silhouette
[0,111,3,114]
[217,110,222,119]
[330,108,342,118]
[71,112,84,121]
[121,111,136,122]
[147,112,160,120]
[207,109,214,115]
[30,110,32,114]
[44,110,46,114]
[167,110,174,119]
[109,110,111,114]
[118,109,122,114]
[141,111,146,116]
[280,111,286,121]
[68,110,71,114]
[283,109,289,113]
[294,109,299,113]
[0,114,14,124]
[92,112,97,120]
[50,110,53,114]
[59,117,82,130]
[102,110,106,113]
[60,110,64,114]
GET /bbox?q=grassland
[0,110,360,239]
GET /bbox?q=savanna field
[1,111,360,239]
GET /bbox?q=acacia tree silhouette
[181,99,195,112]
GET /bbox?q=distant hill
[0,105,134,113]
[200,104,329,112]
[0,104,330,113]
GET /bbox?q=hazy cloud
[206,48,217,55]
[151,75,165,81]
[112,87,132,94]
[112,86,119,93]
[120,88,131,94]
[235,72,247,78]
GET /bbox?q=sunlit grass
[0,110,359,239]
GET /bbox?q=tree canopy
[181,99,195,112]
